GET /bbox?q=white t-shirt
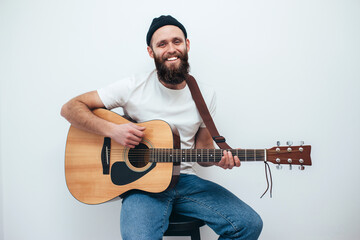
[97,70,216,174]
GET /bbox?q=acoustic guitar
[65,108,312,204]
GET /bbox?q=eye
[157,42,166,48]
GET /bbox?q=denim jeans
[120,174,263,240]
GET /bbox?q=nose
[167,43,176,54]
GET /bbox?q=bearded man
[61,15,262,240]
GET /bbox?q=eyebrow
[155,37,184,46]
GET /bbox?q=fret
[238,149,244,162]
[231,149,237,160]
[256,149,264,162]
[208,149,214,162]
[190,148,192,162]
[217,149,222,163]
[167,149,171,162]
[251,149,255,161]
[245,149,247,161]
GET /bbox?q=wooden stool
[163,212,205,240]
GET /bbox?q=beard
[154,50,190,85]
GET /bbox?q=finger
[127,134,142,143]
[129,123,146,131]
[217,152,227,168]
[227,151,234,169]
[123,138,141,148]
[217,158,224,167]
[222,150,230,169]
[126,139,141,146]
[234,155,241,167]
[129,127,145,138]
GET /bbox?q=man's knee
[245,213,263,239]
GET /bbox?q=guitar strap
[185,75,232,150]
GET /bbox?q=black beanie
[146,15,187,46]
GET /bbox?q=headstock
[266,141,312,170]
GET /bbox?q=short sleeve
[97,76,135,110]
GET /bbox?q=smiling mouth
[166,57,179,62]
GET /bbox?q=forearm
[60,92,114,137]
[195,128,216,167]
[197,162,215,167]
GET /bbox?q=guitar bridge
[101,137,111,174]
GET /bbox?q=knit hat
[146,15,187,46]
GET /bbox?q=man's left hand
[216,150,241,169]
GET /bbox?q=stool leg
[190,229,201,240]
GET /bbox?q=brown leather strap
[185,75,232,149]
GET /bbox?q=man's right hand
[109,123,146,148]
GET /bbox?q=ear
[186,39,190,53]
[147,46,154,59]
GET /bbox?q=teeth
[167,57,178,61]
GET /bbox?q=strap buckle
[212,136,226,143]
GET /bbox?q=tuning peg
[289,164,292,170]
[299,165,305,170]
[300,141,304,146]
[276,164,282,170]
[277,141,281,147]
[286,141,293,146]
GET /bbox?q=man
[61,15,262,240]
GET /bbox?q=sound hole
[128,143,150,168]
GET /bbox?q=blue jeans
[120,174,262,240]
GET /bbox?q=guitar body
[65,109,179,205]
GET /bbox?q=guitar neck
[149,149,266,163]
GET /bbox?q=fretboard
[149,149,265,163]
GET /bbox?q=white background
[1,0,359,239]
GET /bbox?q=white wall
[1,0,359,239]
